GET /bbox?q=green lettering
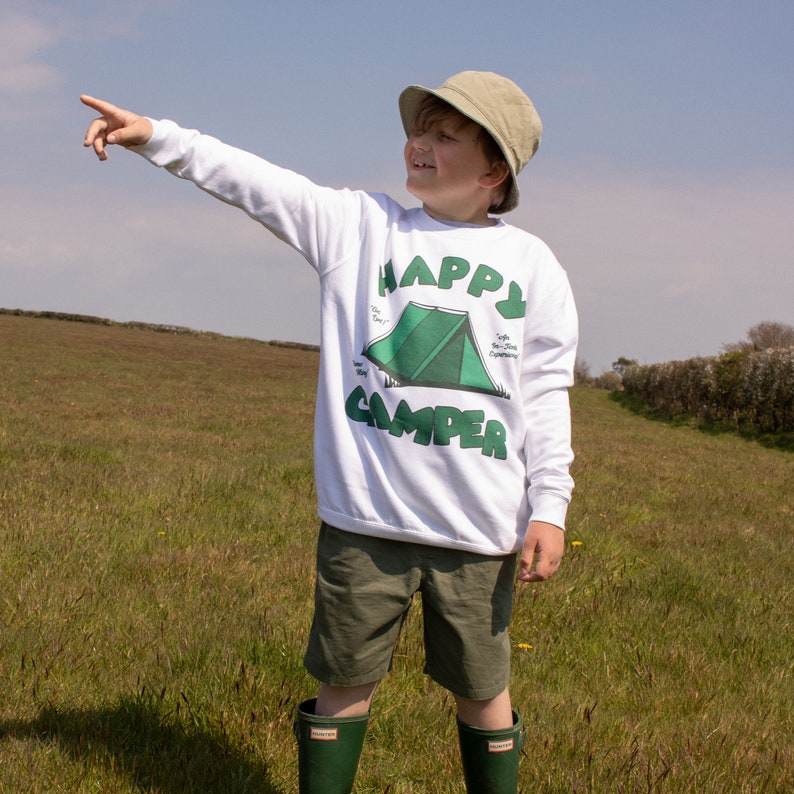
[368,391,393,430]
[345,385,374,425]
[468,264,503,297]
[432,405,463,445]
[378,260,397,296]
[391,400,433,445]
[459,411,486,449]
[482,420,507,459]
[434,407,486,449]
[438,256,470,289]
[399,255,437,288]
[345,387,507,459]
[495,280,527,320]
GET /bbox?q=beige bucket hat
[398,71,542,213]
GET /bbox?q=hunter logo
[309,727,339,741]
[487,739,514,753]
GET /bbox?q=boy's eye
[408,122,457,141]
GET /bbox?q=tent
[363,302,506,397]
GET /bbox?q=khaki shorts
[304,523,517,700]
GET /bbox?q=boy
[82,70,577,792]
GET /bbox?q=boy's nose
[411,132,431,151]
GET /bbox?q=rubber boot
[457,710,525,793]
[294,698,369,794]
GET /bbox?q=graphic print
[363,302,508,398]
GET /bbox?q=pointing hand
[81,95,153,161]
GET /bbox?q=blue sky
[1,0,792,373]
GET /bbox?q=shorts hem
[304,655,390,688]
[425,666,510,701]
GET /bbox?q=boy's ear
[479,160,510,189]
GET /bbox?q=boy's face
[404,111,506,225]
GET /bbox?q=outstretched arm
[81,95,153,161]
[517,520,564,582]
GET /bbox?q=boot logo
[309,727,339,741]
[487,739,514,753]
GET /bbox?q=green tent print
[363,302,507,398]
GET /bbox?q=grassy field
[1,313,792,793]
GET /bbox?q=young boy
[82,70,577,793]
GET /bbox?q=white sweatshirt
[136,120,578,556]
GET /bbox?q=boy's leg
[315,681,378,717]
[454,687,513,730]
[295,695,371,794]
[299,525,415,792]
[420,549,521,790]
[455,688,525,793]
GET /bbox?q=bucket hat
[399,71,542,213]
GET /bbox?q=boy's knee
[454,688,513,730]
[315,682,378,718]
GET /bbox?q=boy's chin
[405,181,423,201]
[406,186,437,213]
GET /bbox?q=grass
[1,313,792,792]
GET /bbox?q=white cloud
[0,175,321,344]
[0,11,62,97]
[0,3,147,121]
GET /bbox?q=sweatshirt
[136,119,578,556]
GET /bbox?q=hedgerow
[621,348,794,433]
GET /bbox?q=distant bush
[621,348,794,433]
[722,320,794,353]
[593,371,623,391]
[573,357,593,386]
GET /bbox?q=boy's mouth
[412,159,434,169]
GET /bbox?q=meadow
[1,313,792,793]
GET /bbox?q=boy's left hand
[517,521,564,582]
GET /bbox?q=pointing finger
[80,95,118,116]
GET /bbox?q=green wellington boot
[294,698,369,794]
[457,710,525,793]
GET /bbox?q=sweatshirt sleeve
[133,118,360,273]
[520,245,578,530]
